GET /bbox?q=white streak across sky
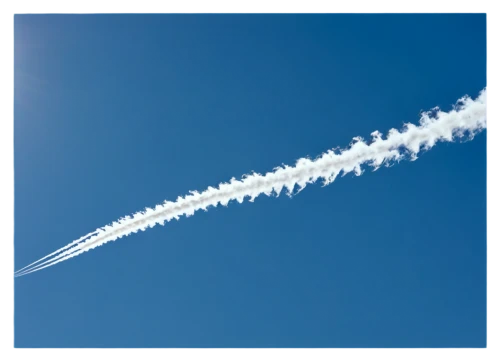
[15,89,487,277]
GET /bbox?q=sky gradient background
[14,14,486,348]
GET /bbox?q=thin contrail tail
[14,89,487,277]
[14,231,99,275]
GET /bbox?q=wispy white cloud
[15,89,487,277]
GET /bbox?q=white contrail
[14,231,98,275]
[15,89,487,277]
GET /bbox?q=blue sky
[14,14,486,348]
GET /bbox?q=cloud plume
[15,89,487,277]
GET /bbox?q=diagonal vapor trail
[15,89,487,277]
[14,231,98,275]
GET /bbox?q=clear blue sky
[14,14,486,348]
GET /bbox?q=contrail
[15,89,487,277]
[14,231,98,275]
